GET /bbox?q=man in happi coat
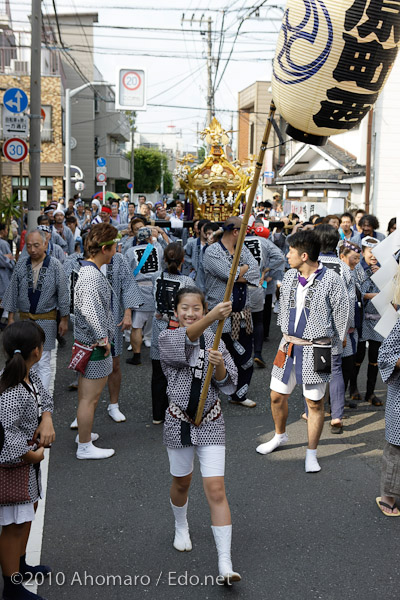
[204,216,259,408]
[256,230,349,473]
[3,229,69,389]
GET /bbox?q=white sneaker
[229,398,256,408]
[256,432,288,455]
[70,418,78,429]
[127,344,132,351]
[75,432,99,443]
[144,340,151,348]
[107,404,126,423]
[76,442,115,460]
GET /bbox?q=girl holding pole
[159,287,241,584]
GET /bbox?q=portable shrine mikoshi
[176,118,255,222]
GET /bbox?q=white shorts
[131,310,153,329]
[270,365,326,401]
[0,502,35,526]
[167,445,225,478]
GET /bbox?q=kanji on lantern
[345,0,400,44]
[313,87,378,129]
[333,33,398,90]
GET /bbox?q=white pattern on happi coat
[74,263,114,378]
[0,370,53,506]
[203,242,259,333]
[272,267,349,385]
[159,327,237,448]
[378,319,400,445]
[318,254,354,355]
[105,253,144,356]
[2,255,69,351]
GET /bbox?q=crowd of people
[0,192,400,598]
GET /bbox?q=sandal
[330,422,343,434]
[350,390,361,401]
[375,497,400,517]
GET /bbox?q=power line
[214,0,270,94]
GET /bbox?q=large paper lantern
[272,0,400,145]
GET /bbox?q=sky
[9,0,285,152]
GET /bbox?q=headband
[342,240,361,253]
[37,225,51,234]
[361,236,379,248]
[99,233,122,247]
[101,206,112,215]
[14,349,21,354]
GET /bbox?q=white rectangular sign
[2,110,29,138]
[116,67,146,111]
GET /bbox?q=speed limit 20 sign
[115,67,146,111]
[3,137,28,162]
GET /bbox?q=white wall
[371,55,400,234]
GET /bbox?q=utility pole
[28,0,41,231]
[129,111,135,205]
[207,16,214,127]
[181,14,214,127]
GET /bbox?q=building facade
[237,81,285,201]
[0,36,64,205]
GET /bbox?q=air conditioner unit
[10,59,29,74]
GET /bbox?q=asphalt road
[29,318,399,600]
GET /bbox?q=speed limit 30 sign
[3,137,28,162]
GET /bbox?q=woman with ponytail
[0,321,55,600]
[150,242,196,424]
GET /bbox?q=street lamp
[65,81,110,204]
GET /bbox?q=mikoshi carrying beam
[194,101,277,426]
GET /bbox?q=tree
[0,193,21,228]
[125,147,173,194]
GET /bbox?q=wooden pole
[194,101,276,425]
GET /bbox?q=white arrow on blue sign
[96,157,107,167]
[3,88,28,114]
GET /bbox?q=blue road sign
[96,157,107,167]
[264,171,274,178]
[3,88,28,114]
[127,182,133,189]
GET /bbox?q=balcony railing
[0,46,62,76]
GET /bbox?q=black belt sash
[181,334,205,446]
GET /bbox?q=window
[109,136,122,155]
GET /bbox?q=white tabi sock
[305,449,321,473]
[170,499,192,551]
[256,432,288,455]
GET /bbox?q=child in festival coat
[0,321,55,600]
[159,288,240,584]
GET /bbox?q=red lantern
[272,0,400,145]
